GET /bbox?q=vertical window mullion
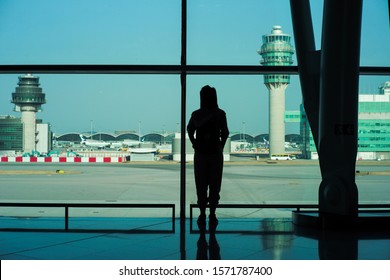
[179,0,188,261]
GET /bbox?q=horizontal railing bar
[356,204,390,208]
[0,202,175,232]
[1,202,388,209]
[0,202,174,208]
[190,203,317,209]
[189,203,390,231]
[190,203,390,209]
[0,65,388,75]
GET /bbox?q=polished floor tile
[0,217,389,260]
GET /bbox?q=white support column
[268,84,287,155]
[21,109,37,153]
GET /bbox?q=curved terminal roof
[56,132,301,144]
[56,132,176,143]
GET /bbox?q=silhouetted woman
[187,85,229,227]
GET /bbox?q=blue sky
[0,0,389,135]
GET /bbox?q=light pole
[90,120,93,140]
[241,121,246,142]
[138,121,141,142]
[162,124,166,144]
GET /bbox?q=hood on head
[200,85,218,109]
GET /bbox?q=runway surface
[0,160,389,218]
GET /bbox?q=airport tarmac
[1,160,390,260]
[0,160,389,219]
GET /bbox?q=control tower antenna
[258,25,294,156]
[11,74,46,153]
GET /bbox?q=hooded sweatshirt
[187,86,229,154]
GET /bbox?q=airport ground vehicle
[270,154,296,160]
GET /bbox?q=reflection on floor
[0,217,389,260]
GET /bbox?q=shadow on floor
[0,217,389,260]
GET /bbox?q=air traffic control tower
[258,26,294,156]
[11,74,46,153]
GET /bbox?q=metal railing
[189,203,390,230]
[1,202,389,232]
[0,202,176,232]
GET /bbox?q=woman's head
[200,85,218,109]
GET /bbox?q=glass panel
[186,74,390,218]
[0,74,180,219]
[187,75,302,135]
[356,76,390,205]
[0,0,181,64]
[309,0,390,66]
[361,1,390,66]
[188,0,295,65]
[299,75,390,161]
[188,0,389,66]
[358,76,390,157]
[187,75,307,219]
[0,74,180,134]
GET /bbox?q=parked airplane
[110,142,123,149]
[128,147,158,154]
[122,139,142,147]
[79,134,111,148]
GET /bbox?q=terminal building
[0,116,51,155]
[0,115,23,153]
[357,82,390,160]
[286,81,390,160]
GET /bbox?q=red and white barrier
[0,156,125,163]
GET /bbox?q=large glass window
[0,0,388,223]
[0,74,181,222]
[360,0,390,67]
[0,0,181,64]
[0,74,181,134]
[187,0,295,65]
[187,75,302,136]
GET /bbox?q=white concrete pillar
[268,84,287,155]
[21,109,36,153]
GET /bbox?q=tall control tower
[258,26,294,156]
[11,74,46,153]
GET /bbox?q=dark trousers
[194,152,223,214]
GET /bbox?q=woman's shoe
[197,214,206,227]
[209,214,219,226]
